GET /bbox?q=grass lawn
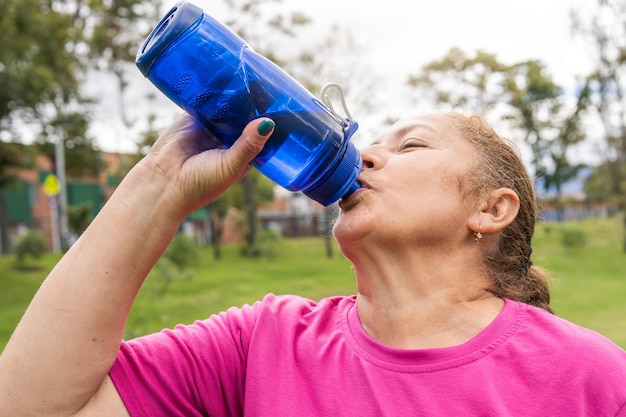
[533,215,626,347]
[1,214,625,351]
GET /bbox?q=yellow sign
[43,173,61,196]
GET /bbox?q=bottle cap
[303,121,362,206]
[136,1,203,76]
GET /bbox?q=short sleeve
[109,301,260,417]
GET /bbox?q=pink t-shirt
[110,295,626,416]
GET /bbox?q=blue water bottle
[136,1,362,206]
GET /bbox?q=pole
[49,195,61,254]
[54,129,69,249]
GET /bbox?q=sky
[91,0,594,153]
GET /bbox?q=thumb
[224,118,274,172]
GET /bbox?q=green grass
[124,238,355,339]
[1,215,625,351]
[533,216,626,347]
[0,255,60,349]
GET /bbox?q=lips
[338,181,369,211]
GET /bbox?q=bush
[240,229,284,259]
[152,234,199,297]
[163,234,199,270]
[560,228,588,248]
[67,202,93,236]
[255,229,284,260]
[13,230,47,263]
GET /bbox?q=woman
[1,113,624,416]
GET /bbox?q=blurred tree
[35,111,103,178]
[504,60,591,220]
[0,0,81,132]
[226,170,275,257]
[572,0,626,251]
[407,47,508,115]
[585,161,626,206]
[198,171,275,260]
[0,0,83,253]
[0,0,158,252]
[83,0,162,129]
[539,80,592,220]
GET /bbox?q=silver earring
[474,230,482,244]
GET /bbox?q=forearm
[0,165,183,416]
[0,115,273,417]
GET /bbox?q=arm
[0,115,273,417]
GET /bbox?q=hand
[136,114,274,219]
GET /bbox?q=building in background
[3,151,132,251]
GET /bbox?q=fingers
[224,118,274,173]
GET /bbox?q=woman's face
[333,114,481,248]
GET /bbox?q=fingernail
[257,119,275,136]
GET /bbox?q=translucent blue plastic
[136,1,362,206]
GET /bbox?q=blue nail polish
[257,120,275,136]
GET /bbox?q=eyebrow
[370,122,438,146]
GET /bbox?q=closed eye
[398,137,428,151]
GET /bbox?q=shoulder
[509,299,626,369]
[249,293,355,319]
[233,293,356,341]
[518,301,622,346]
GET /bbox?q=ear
[468,188,520,234]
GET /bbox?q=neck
[346,242,503,349]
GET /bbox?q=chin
[332,210,370,247]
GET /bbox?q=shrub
[13,230,47,263]
[67,202,93,236]
[255,228,284,260]
[560,228,588,248]
[163,234,199,270]
[153,234,199,297]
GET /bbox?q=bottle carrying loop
[320,82,353,128]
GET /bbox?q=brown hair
[446,113,552,313]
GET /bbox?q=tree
[540,81,592,220]
[407,47,508,116]
[0,0,158,253]
[226,170,275,257]
[584,161,626,206]
[504,60,591,219]
[572,0,626,251]
[35,112,103,179]
[0,0,81,130]
[83,0,162,131]
[0,0,84,253]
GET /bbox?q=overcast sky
[271,0,592,84]
[92,0,594,153]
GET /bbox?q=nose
[359,145,383,170]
